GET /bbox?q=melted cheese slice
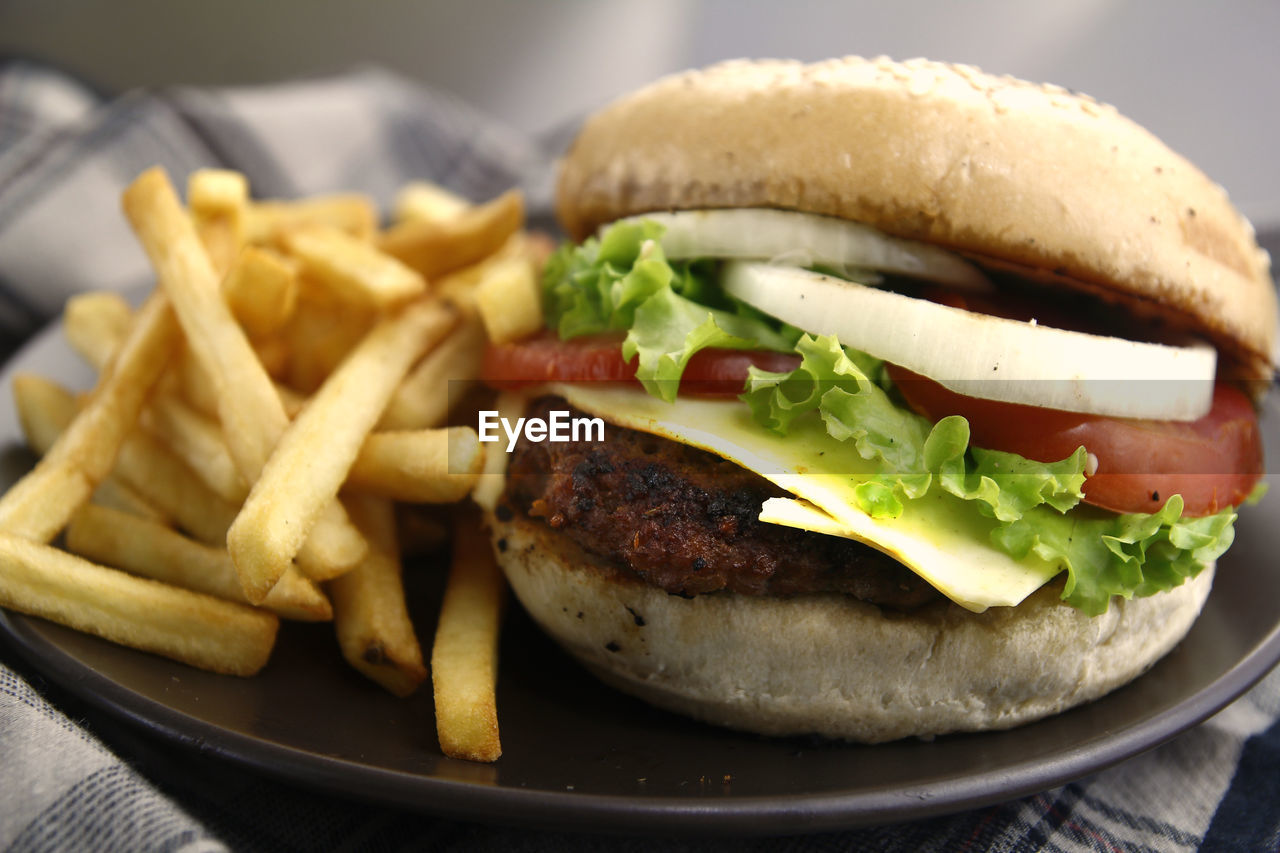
[549,383,1061,612]
[758,498,1059,610]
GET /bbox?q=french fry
[284,225,426,309]
[253,334,291,380]
[328,493,427,696]
[0,291,179,541]
[12,374,77,457]
[0,533,277,675]
[187,168,249,215]
[66,504,331,622]
[276,382,307,419]
[227,297,456,598]
[473,255,541,344]
[379,190,523,280]
[431,231,538,310]
[124,169,288,481]
[379,315,487,430]
[62,291,132,370]
[133,399,482,508]
[140,392,246,504]
[115,426,239,546]
[245,194,377,245]
[346,427,483,503]
[88,476,169,525]
[12,374,168,525]
[282,286,375,394]
[0,166,542,737]
[432,509,505,762]
[14,374,239,546]
[175,345,304,420]
[188,169,248,277]
[122,167,367,599]
[172,344,219,417]
[60,285,292,434]
[393,181,469,225]
[224,245,299,337]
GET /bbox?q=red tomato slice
[887,365,1263,517]
[482,332,800,397]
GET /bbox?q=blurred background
[1,0,1278,226]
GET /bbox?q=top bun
[556,57,1277,381]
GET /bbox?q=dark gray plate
[1,321,1278,836]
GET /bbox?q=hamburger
[474,56,1276,742]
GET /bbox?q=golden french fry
[187,168,249,214]
[276,382,307,419]
[12,374,169,526]
[393,181,469,225]
[346,427,483,503]
[432,509,505,762]
[61,288,293,428]
[328,493,427,696]
[115,427,239,546]
[172,344,219,417]
[66,504,331,622]
[188,169,248,277]
[122,168,367,599]
[228,298,456,597]
[0,291,179,541]
[282,286,375,394]
[36,293,176,479]
[379,315,487,430]
[174,344,304,419]
[473,255,541,344]
[379,190,523,280]
[15,375,239,546]
[89,476,170,525]
[0,532,277,675]
[140,392,246,503]
[246,194,377,245]
[124,168,288,480]
[434,231,539,291]
[284,225,426,309]
[253,334,291,380]
[224,245,299,337]
[62,291,132,371]
[12,374,75,457]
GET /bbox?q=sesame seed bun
[556,56,1277,380]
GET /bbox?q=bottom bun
[486,510,1215,743]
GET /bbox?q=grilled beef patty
[500,396,940,609]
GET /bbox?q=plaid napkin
[1,59,1278,852]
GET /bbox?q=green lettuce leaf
[743,334,1087,520]
[992,496,1234,615]
[740,333,1234,614]
[542,220,797,401]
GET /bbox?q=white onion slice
[722,262,1217,421]
[618,209,989,291]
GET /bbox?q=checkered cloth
[0,59,1278,852]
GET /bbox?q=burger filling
[501,395,940,608]
[482,209,1263,616]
